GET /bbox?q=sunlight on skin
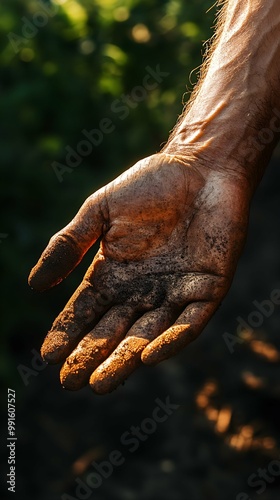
[29,0,280,393]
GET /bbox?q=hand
[29,152,249,394]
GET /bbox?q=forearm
[164,0,280,187]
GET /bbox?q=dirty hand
[28,152,249,394]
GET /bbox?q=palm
[29,153,249,394]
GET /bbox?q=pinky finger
[141,301,219,366]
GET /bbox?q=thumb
[28,189,107,291]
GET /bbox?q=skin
[29,0,280,394]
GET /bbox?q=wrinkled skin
[29,152,250,394]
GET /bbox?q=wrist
[163,103,280,189]
[163,0,280,190]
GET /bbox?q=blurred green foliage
[0,0,215,383]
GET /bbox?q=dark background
[1,1,280,499]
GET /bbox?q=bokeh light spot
[80,39,95,55]
[131,24,151,43]
[114,7,130,22]
[20,48,35,62]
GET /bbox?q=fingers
[141,301,219,365]
[89,306,174,395]
[28,190,106,291]
[41,281,111,364]
[60,305,139,391]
